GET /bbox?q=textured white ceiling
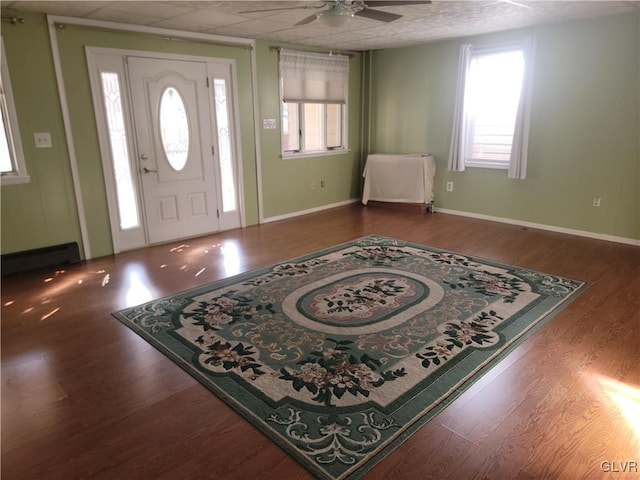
[2,1,638,50]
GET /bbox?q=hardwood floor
[2,204,639,480]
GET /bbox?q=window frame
[462,44,525,171]
[278,49,350,159]
[0,37,29,185]
[325,103,343,150]
[282,101,346,157]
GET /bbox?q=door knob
[141,167,158,173]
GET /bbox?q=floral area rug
[113,235,586,479]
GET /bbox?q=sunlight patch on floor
[123,265,154,307]
[594,374,640,454]
[221,240,241,277]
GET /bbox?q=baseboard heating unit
[1,242,81,276]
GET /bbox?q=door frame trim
[86,47,245,253]
[47,15,259,259]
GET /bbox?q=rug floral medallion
[114,235,586,479]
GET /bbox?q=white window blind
[279,49,349,104]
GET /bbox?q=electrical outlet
[320,180,325,188]
[446,181,454,192]
[593,197,601,207]
[34,132,52,148]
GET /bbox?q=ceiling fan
[240,1,432,28]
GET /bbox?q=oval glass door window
[159,87,189,171]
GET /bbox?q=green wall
[369,12,639,240]
[1,11,83,255]
[2,9,638,259]
[255,42,363,219]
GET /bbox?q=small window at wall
[0,37,29,185]
[463,47,524,169]
[279,49,349,157]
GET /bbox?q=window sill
[465,159,508,170]
[282,149,350,160]
[1,173,30,185]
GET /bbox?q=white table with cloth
[361,154,436,206]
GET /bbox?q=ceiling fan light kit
[317,5,357,27]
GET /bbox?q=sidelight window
[100,71,140,229]
[213,78,237,213]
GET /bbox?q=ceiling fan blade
[363,1,431,7]
[240,3,326,14]
[240,7,302,13]
[295,13,320,26]
[501,0,532,9]
[355,8,403,23]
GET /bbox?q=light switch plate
[34,132,52,148]
[263,118,276,130]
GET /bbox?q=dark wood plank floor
[2,204,639,479]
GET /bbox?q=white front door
[88,50,243,252]
[128,57,220,244]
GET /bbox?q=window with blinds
[279,49,349,156]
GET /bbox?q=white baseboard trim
[262,199,359,224]
[435,208,640,247]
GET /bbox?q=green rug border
[112,235,589,480]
